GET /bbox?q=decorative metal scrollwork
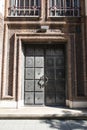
[38,75,48,88]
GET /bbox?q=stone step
[0,107,87,119]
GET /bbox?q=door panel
[56,80,65,92]
[24,46,45,105]
[46,68,55,79]
[56,69,65,79]
[45,45,65,106]
[25,92,34,104]
[35,92,44,104]
[56,95,65,104]
[45,93,55,105]
[35,48,44,56]
[25,68,34,79]
[35,68,44,79]
[46,57,54,67]
[24,44,65,106]
[45,80,55,92]
[46,48,55,56]
[26,48,34,56]
[56,57,64,66]
[35,80,44,91]
[55,49,64,55]
[25,80,34,91]
[35,57,44,67]
[25,57,34,67]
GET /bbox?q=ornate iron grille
[8,0,41,16]
[49,0,80,17]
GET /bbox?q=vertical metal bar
[24,0,25,14]
[60,0,62,15]
[28,0,30,14]
[9,0,11,15]
[55,0,56,16]
[49,0,50,16]
[64,0,66,15]
[73,0,74,16]
[28,0,30,6]
[78,0,80,16]
[29,0,31,15]
[63,0,65,15]
[18,0,19,7]
[60,0,61,15]
[15,0,17,15]
[16,0,19,15]
[34,0,35,15]
[54,0,55,16]
[70,0,71,16]
[59,0,60,15]
[19,0,20,14]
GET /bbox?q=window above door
[48,0,80,17]
[8,0,41,17]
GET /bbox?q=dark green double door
[24,44,65,106]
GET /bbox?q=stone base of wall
[0,100,25,108]
[66,100,87,108]
[0,101,17,108]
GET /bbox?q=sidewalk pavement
[0,119,87,130]
[0,107,87,119]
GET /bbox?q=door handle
[38,75,44,88]
[38,75,48,88]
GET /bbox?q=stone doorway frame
[1,31,76,108]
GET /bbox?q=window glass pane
[66,0,71,7]
[52,0,54,6]
[11,0,15,6]
[36,0,38,6]
[38,0,41,6]
[20,0,24,6]
[49,0,52,7]
[33,0,40,6]
[77,0,79,7]
[25,0,29,6]
[56,0,61,7]
[61,0,64,7]
[49,0,54,7]
[31,0,34,6]
[17,0,19,6]
[74,0,79,7]
[74,0,77,7]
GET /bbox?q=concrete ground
[0,119,87,130]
